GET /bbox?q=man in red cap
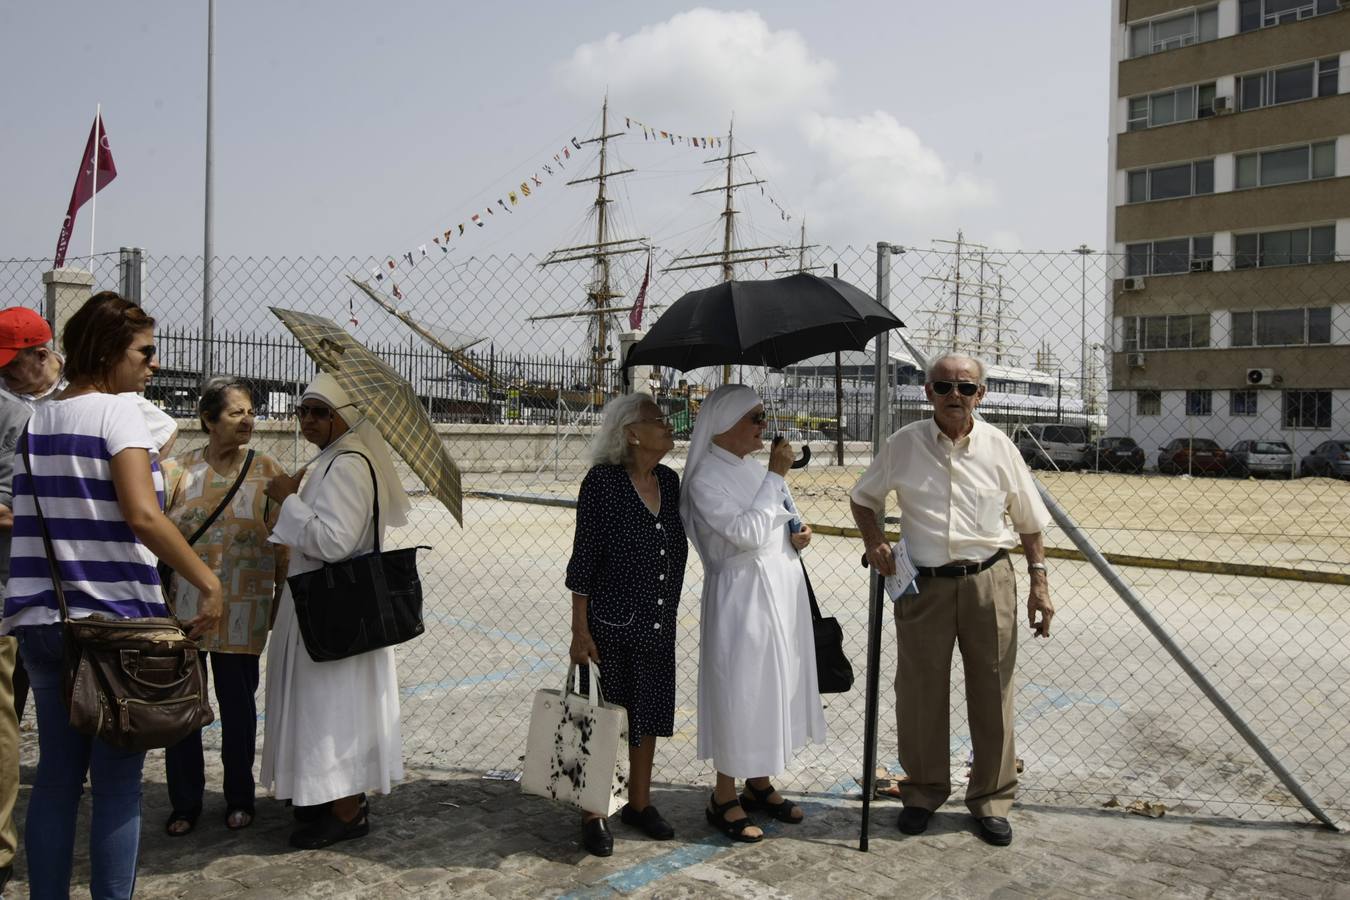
[0,306,58,893]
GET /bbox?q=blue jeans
[16,624,144,900]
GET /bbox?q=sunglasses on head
[294,404,334,421]
[931,380,980,397]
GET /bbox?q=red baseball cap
[0,307,53,368]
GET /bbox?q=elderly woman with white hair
[564,392,687,856]
[680,384,825,843]
[260,372,410,850]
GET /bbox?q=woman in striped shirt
[1,292,222,900]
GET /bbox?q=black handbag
[800,558,855,694]
[288,451,429,662]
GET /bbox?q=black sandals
[740,781,803,823]
[705,794,763,843]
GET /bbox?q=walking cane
[858,557,886,851]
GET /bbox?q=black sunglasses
[294,404,334,421]
[748,411,767,425]
[134,344,157,361]
[931,380,980,397]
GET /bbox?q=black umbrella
[622,273,902,371]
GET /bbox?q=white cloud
[557,9,836,127]
[800,111,995,242]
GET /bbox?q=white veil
[678,383,762,562]
[302,372,412,528]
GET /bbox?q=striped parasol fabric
[271,306,463,525]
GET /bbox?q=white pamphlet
[884,538,921,601]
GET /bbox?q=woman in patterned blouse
[162,377,290,835]
[565,393,688,857]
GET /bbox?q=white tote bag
[521,663,630,816]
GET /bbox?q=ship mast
[913,230,1024,366]
[663,116,789,381]
[540,96,647,401]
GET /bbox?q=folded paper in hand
[884,539,920,600]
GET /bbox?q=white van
[1011,423,1091,470]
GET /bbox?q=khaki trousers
[0,636,18,867]
[894,556,1018,818]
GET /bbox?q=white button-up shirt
[850,419,1051,568]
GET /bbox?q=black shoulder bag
[287,451,429,662]
[800,558,855,694]
[22,430,215,751]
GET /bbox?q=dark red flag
[629,250,651,330]
[53,114,117,267]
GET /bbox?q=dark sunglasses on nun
[930,380,980,397]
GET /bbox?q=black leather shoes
[620,803,675,840]
[975,815,1013,846]
[897,805,933,835]
[582,816,613,856]
[289,807,370,850]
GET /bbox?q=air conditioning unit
[1190,258,1214,272]
[1247,367,1276,386]
[1123,276,1146,291]
[1213,95,1231,113]
[1128,352,1146,368]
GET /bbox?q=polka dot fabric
[565,463,688,746]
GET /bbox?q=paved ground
[4,763,1348,899]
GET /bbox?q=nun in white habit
[680,384,826,843]
[260,372,410,850]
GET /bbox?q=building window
[1239,58,1338,110]
[1122,313,1211,350]
[1130,7,1220,56]
[1127,82,1217,131]
[1283,389,1332,429]
[1231,390,1259,416]
[1235,142,1335,188]
[1233,225,1335,268]
[1230,307,1333,346]
[1186,390,1213,416]
[1127,160,1215,203]
[1239,0,1340,33]
[1124,236,1214,276]
[1137,390,1162,416]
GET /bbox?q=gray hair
[198,376,254,431]
[926,354,986,384]
[590,393,656,466]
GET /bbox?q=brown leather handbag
[23,435,215,752]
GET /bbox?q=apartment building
[1107,0,1350,455]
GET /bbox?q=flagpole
[89,103,100,264]
[201,0,216,381]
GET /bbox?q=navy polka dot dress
[565,463,688,746]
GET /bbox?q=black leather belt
[915,549,1008,579]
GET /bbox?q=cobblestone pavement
[5,763,1348,899]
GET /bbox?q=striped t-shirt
[0,392,167,632]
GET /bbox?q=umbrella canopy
[271,307,463,525]
[622,273,903,371]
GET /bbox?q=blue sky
[2,1,1109,265]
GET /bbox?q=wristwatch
[1027,562,1047,574]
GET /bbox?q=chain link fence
[2,243,1346,825]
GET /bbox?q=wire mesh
[3,243,1346,824]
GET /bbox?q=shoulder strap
[798,556,824,622]
[19,427,70,622]
[184,449,255,547]
[322,450,381,553]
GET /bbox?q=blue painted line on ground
[400,656,558,700]
[422,610,559,655]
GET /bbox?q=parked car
[1012,423,1091,470]
[780,429,829,445]
[1087,436,1145,474]
[1229,440,1294,478]
[1297,440,1350,479]
[1157,438,1230,476]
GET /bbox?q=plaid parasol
[271,307,463,525]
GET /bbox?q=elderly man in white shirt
[849,353,1053,847]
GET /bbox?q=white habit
[259,430,404,806]
[683,444,826,778]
